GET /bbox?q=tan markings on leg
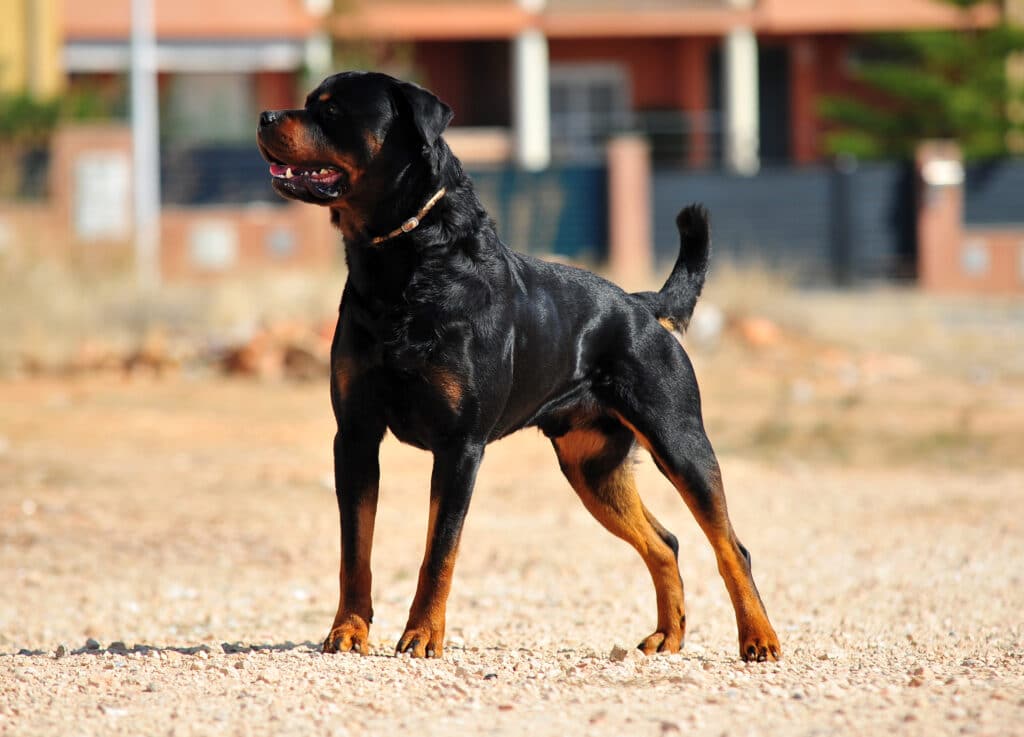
[335,491,377,617]
[326,490,377,655]
[399,497,456,657]
[553,430,685,654]
[552,428,607,467]
[334,356,355,400]
[658,317,677,332]
[614,417,780,661]
[407,548,456,638]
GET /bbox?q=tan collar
[370,187,447,245]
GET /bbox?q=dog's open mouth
[265,159,350,202]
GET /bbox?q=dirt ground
[2,295,1024,736]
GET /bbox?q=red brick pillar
[916,141,965,290]
[676,39,710,169]
[789,37,818,165]
[607,134,653,290]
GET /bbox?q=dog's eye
[325,103,341,118]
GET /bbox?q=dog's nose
[259,110,280,128]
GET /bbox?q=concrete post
[512,28,551,171]
[130,0,162,289]
[304,0,333,86]
[916,141,965,290]
[723,27,760,175]
[607,135,653,290]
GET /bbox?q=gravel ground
[1,377,1023,737]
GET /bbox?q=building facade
[55,0,1000,171]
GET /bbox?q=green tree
[820,0,1024,159]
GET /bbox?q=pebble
[85,639,101,651]
[54,645,67,659]
[678,672,706,687]
[259,666,282,684]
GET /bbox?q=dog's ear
[396,81,454,147]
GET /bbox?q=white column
[304,0,333,84]
[130,0,161,288]
[723,26,760,176]
[512,27,550,171]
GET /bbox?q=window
[164,73,255,144]
[550,64,631,162]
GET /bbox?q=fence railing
[964,159,1024,225]
[160,144,283,206]
[653,160,918,283]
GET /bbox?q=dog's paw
[323,614,370,655]
[638,629,684,655]
[396,623,444,658]
[738,626,781,662]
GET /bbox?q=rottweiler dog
[257,71,780,662]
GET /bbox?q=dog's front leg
[323,429,383,655]
[397,441,484,658]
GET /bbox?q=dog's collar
[370,187,447,246]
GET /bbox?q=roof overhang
[64,40,305,73]
[329,0,999,41]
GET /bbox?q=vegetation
[820,0,1024,159]
[0,82,124,197]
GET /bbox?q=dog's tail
[632,203,711,333]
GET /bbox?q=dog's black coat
[257,71,779,662]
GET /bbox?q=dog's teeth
[319,168,328,174]
[285,167,293,178]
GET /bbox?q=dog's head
[256,71,453,214]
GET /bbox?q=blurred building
[61,0,325,146]
[58,0,999,170]
[1,0,63,96]
[3,0,1019,289]
[341,0,998,173]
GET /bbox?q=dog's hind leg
[604,331,781,662]
[551,419,686,654]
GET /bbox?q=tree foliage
[0,93,60,145]
[820,0,1024,159]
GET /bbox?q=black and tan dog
[257,71,780,662]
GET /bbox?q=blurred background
[0,0,1022,468]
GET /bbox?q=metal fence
[653,160,918,283]
[27,134,1020,282]
[964,159,1024,225]
[154,145,608,260]
[161,144,282,206]
[466,165,608,260]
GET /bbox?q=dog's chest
[376,368,458,450]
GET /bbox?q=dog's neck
[368,186,447,246]
[337,141,494,312]
[329,137,449,247]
